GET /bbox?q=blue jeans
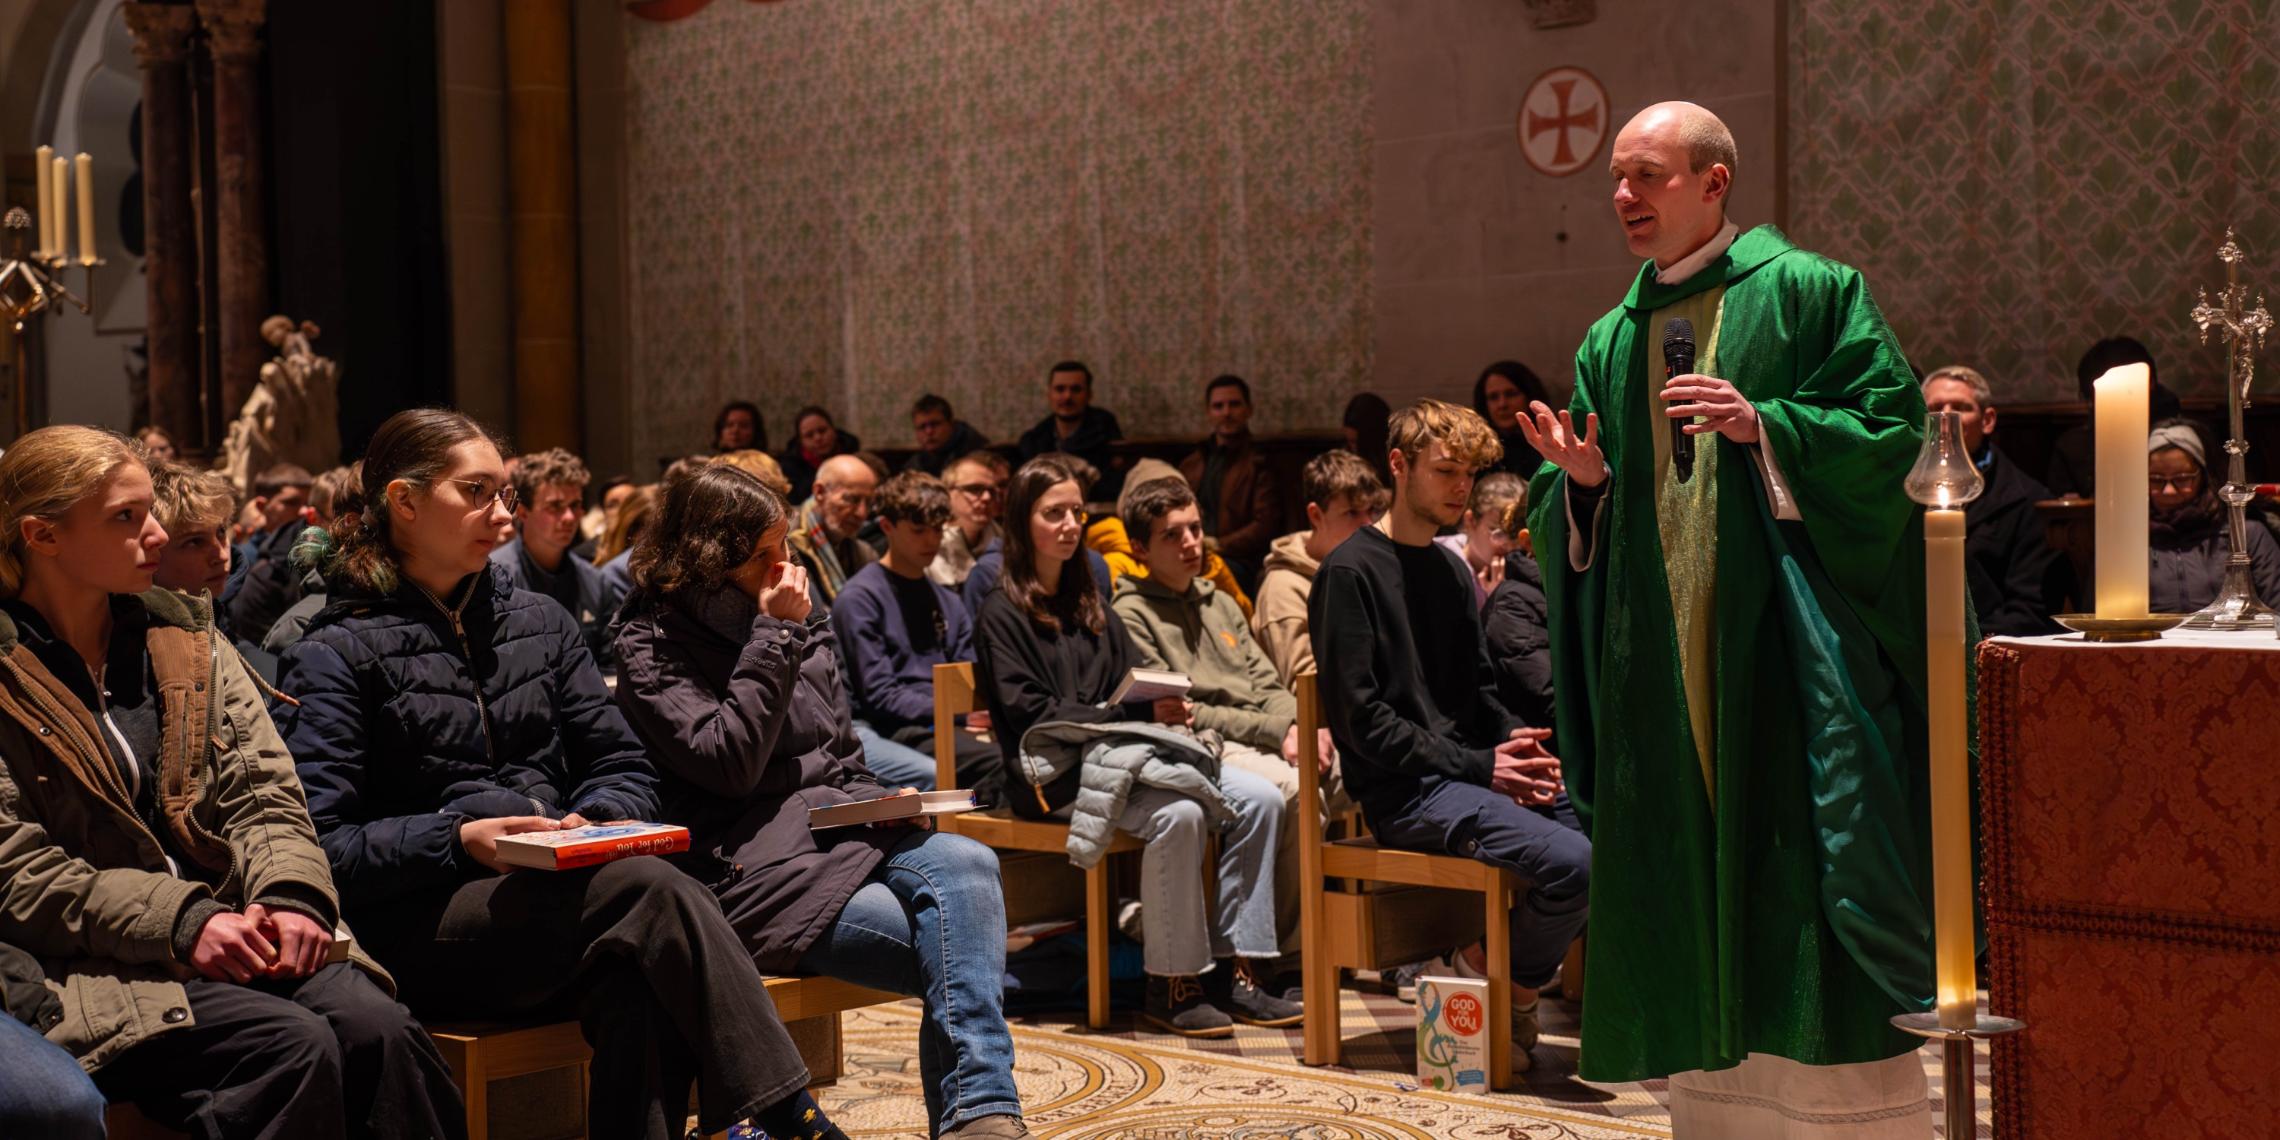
[796,830,1018,1134]
[0,1012,106,1140]
[1117,763,1285,975]
[1369,779,1590,988]
[856,719,938,790]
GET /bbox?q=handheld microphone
[1662,317,1696,482]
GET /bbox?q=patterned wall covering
[1788,0,2280,402]
[622,1,1372,464]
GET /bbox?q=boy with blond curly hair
[1310,398,1589,1068]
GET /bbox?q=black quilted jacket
[274,565,659,913]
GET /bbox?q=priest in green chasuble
[1519,102,1941,1136]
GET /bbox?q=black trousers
[92,962,463,1140]
[1368,780,1592,989]
[358,856,809,1140]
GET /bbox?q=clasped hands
[1492,727,1563,808]
[1512,380,1760,490]
[189,903,331,984]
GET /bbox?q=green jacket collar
[0,588,209,655]
[1621,223,1795,313]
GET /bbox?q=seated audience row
[0,428,461,1140]
[33,335,2196,1136]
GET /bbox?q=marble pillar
[195,0,269,424]
[124,2,202,451]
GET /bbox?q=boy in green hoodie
[1111,476,1342,956]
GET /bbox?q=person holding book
[834,471,1000,796]
[972,456,1298,1038]
[0,426,462,1140]
[1111,475,1343,956]
[276,410,836,1140]
[613,463,1028,1140]
[1310,399,1590,1070]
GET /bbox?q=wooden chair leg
[1484,884,1514,1091]
[459,1043,489,1140]
[1085,859,1112,1030]
[1562,933,1587,1004]
[1300,884,1339,1066]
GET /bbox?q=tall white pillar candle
[2093,363,2151,618]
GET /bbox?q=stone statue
[218,314,341,497]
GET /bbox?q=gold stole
[1648,286,1727,797]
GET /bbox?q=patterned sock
[747,1089,849,1140]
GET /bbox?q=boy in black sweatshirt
[1308,398,1589,1069]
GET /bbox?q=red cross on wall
[1518,67,1609,177]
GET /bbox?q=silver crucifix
[2183,228,2274,630]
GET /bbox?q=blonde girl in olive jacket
[0,426,461,1140]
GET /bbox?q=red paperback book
[492,822,691,871]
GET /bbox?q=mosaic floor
[817,989,1992,1138]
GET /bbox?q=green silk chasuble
[1529,225,1939,1082]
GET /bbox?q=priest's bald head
[1609,101,1736,269]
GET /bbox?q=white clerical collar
[1654,220,1741,286]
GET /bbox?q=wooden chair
[933,661,1140,1030]
[103,1105,187,1140]
[1293,670,1528,1090]
[429,973,897,1140]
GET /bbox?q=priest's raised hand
[1514,399,1605,487]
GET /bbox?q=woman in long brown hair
[275,409,838,1140]
[0,425,460,1139]
[613,464,1028,1139]
[971,456,1296,1039]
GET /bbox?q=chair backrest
[1295,670,1326,855]
[932,661,976,792]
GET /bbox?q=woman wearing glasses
[2146,417,2280,615]
[971,456,1291,1040]
[274,409,841,1140]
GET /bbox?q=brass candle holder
[0,207,104,437]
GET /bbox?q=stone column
[195,0,268,423]
[505,0,582,452]
[124,2,202,451]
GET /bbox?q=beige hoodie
[1250,529,1321,685]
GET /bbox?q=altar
[1977,631,2280,1139]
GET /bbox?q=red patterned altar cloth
[1978,631,2280,1140]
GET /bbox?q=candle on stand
[50,157,70,267]
[74,153,95,266]
[2092,363,2152,618]
[1904,409,1987,1031]
[33,144,54,257]
[1924,505,1976,1027]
